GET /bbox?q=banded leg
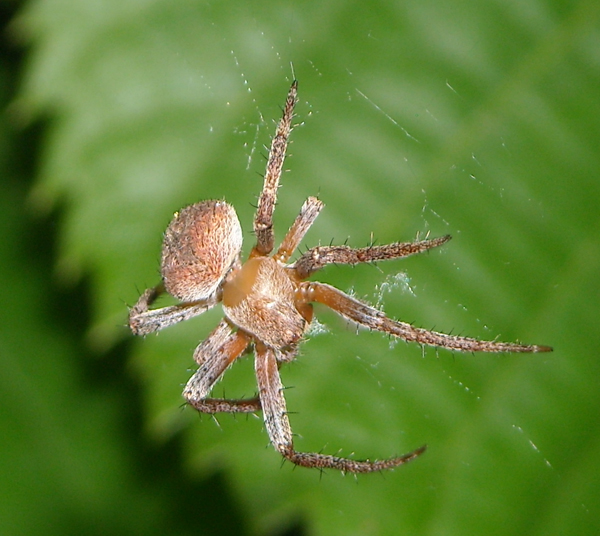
[129,284,217,336]
[255,342,426,473]
[301,282,552,353]
[253,81,299,256]
[293,235,452,279]
[184,321,260,414]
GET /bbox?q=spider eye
[161,200,242,302]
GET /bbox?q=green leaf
[15,0,600,534]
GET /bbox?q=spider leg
[252,81,298,257]
[184,320,261,414]
[274,196,324,263]
[301,282,553,353]
[189,397,261,414]
[129,284,218,336]
[255,342,426,473]
[293,235,451,279]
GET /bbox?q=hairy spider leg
[184,320,261,414]
[255,342,426,473]
[129,284,218,336]
[300,282,552,353]
[253,81,299,257]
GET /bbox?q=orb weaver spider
[129,81,551,474]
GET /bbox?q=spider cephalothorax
[129,81,552,474]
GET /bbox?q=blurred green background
[2,0,599,534]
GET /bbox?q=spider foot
[281,444,427,474]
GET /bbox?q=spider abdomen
[161,200,242,302]
[222,257,306,349]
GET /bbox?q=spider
[129,81,552,474]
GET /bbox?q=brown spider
[129,81,552,474]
